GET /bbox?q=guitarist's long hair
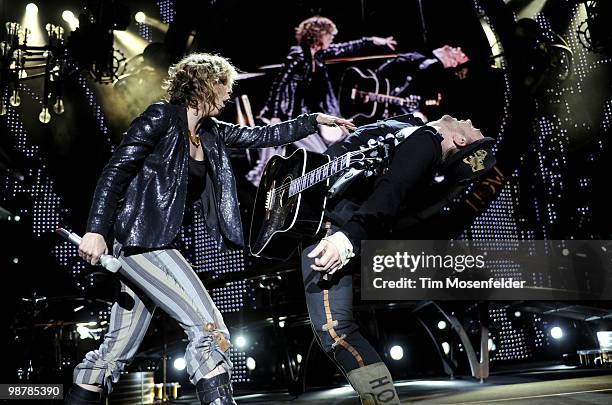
[295,16,338,48]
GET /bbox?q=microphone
[55,228,121,273]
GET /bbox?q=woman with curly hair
[66,53,354,405]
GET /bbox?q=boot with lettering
[346,362,400,405]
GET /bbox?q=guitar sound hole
[277,176,292,208]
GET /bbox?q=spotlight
[234,335,247,348]
[296,354,303,364]
[514,311,522,318]
[14,215,20,222]
[488,338,496,351]
[246,357,256,370]
[26,3,38,14]
[389,345,404,361]
[278,320,285,328]
[550,326,564,339]
[12,258,19,264]
[437,320,447,330]
[173,357,186,371]
[135,11,146,24]
[23,3,44,46]
[442,341,450,355]
[62,10,79,30]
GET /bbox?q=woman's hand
[315,113,357,131]
[79,232,108,265]
[372,36,397,50]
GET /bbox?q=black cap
[439,137,496,184]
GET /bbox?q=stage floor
[166,367,612,404]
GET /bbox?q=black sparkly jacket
[86,101,318,250]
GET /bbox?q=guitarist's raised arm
[323,36,397,58]
[216,113,356,149]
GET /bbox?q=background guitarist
[300,113,495,405]
[248,16,396,185]
[374,45,471,122]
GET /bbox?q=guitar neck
[288,153,352,197]
[355,89,419,107]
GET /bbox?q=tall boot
[64,384,103,405]
[346,362,400,405]
[195,373,236,405]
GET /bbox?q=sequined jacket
[86,101,318,250]
[260,38,376,120]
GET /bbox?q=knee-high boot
[346,362,400,405]
[195,373,236,405]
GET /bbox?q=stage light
[26,3,38,14]
[22,3,44,46]
[514,310,522,318]
[13,258,19,264]
[390,345,404,360]
[113,30,148,58]
[173,357,186,371]
[135,11,146,24]
[246,357,256,370]
[39,107,51,124]
[235,335,247,348]
[143,16,169,34]
[53,97,65,114]
[296,354,303,364]
[278,320,285,328]
[597,331,612,350]
[9,90,21,107]
[550,326,564,339]
[73,305,84,312]
[62,10,79,31]
[442,341,450,355]
[76,325,93,339]
[438,320,447,330]
[14,215,20,222]
[488,338,496,351]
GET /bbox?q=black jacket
[260,38,376,120]
[325,115,443,252]
[86,101,318,250]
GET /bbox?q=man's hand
[432,45,469,69]
[307,239,343,275]
[372,36,397,50]
[79,232,108,265]
[315,113,356,131]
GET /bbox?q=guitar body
[339,67,391,121]
[249,149,330,260]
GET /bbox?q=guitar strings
[270,149,376,201]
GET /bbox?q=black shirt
[325,121,443,252]
[187,156,207,205]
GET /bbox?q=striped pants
[73,243,232,393]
